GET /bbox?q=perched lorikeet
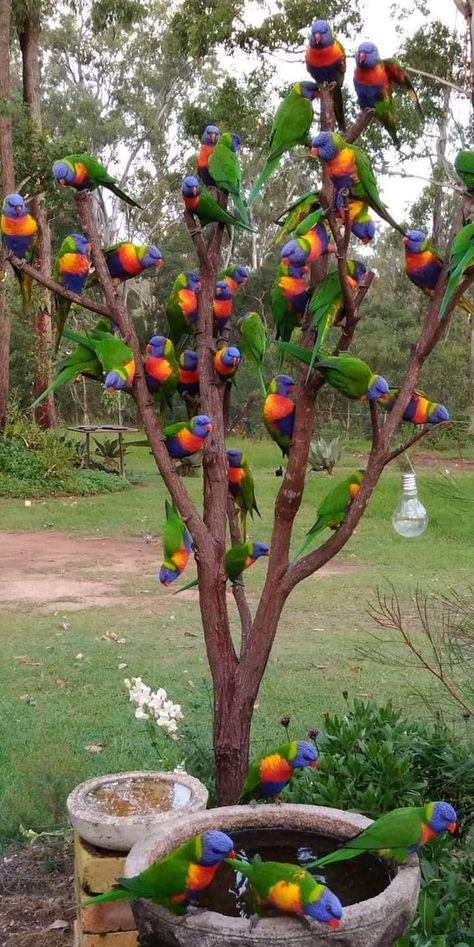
[285,214,335,265]
[181,177,255,232]
[225,858,342,929]
[196,124,220,186]
[239,740,319,803]
[218,263,250,294]
[454,150,474,192]
[213,280,234,334]
[227,448,261,540]
[177,350,200,419]
[278,347,389,401]
[263,375,297,456]
[378,388,449,425]
[164,415,213,459]
[310,132,405,235]
[248,82,319,205]
[1,193,38,312]
[305,19,346,132]
[271,262,309,346]
[78,831,235,913]
[279,239,312,272]
[307,261,368,369]
[208,132,250,225]
[272,191,321,246]
[165,272,201,345]
[29,331,104,409]
[52,154,141,207]
[52,233,91,352]
[354,42,423,148]
[176,540,269,592]
[143,335,179,419]
[159,500,192,586]
[238,312,267,396]
[335,192,375,244]
[440,222,474,318]
[307,802,457,869]
[87,242,162,287]
[214,345,241,378]
[293,470,365,560]
[403,229,474,316]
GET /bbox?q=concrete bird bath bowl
[125,803,420,946]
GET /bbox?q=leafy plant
[308,436,342,475]
[92,436,128,471]
[395,845,474,946]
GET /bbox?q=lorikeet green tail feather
[271,191,320,247]
[52,154,142,207]
[238,312,267,396]
[292,470,365,560]
[440,222,474,319]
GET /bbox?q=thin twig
[405,65,470,97]
[386,425,440,462]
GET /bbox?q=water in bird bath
[197,827,394,918]
[84,777,191,817]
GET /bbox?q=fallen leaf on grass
[14,655,41,667]
[118,663,128,670]
[19,694,35,703]
[84,744,104,753]
[56,679,67,688]
[75,653,84,660]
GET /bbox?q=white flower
[125,675,183,737]
[135,707,150,720]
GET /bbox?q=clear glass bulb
[392,473,428,538]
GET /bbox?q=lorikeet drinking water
[238,312,267,396]
[208,131,250,225]
[165,271,201,345]
[196,124,220,186]
[227,448,261,541]
[403,229,474,316]
[159,500,192,586]
[225,858,343,929]
[181,176,255,232]
[305,18,346,131]
[239,740,319,803]
[163,415,213,459]
[52,154,141,207]
[1,193,38,312]
[353,41,423,148]
[293,470,365,560]
[306,802,457,869]
[78,831,235,913]
[214,345,241,379]
[87,242,162,287]
[263,375,297,456]
[378,388,449,425]
[52,233,91,352]
[177,350,200,419]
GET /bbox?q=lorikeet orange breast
[354,62,389,108]
[305,41,345,82]
[326,148,358,191]
[263,393,295,437]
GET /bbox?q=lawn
[0,437,472,848]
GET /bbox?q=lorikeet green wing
[197,184,254,232]
[208,133,250,226]
[384,59,423,114]
[307,806,433,868]
[29,345,102,410]
[238,740,298,802]
[294,207,326,237]
[239,458,260,539]
[440,222,474,318]
[352,145,405,235]
[248,85,315,205]
[293,470,364,560]
[272,191,320,246]
[454,150,474,192]
[62,154,141,207]
[238,312,267,396]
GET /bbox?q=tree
[0,0,15,429]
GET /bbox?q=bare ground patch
[0,838,74,947]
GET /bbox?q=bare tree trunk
[431,88,450,247]
[18,11,56,429]
[0,0,15,429]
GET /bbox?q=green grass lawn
[0,437,472,847]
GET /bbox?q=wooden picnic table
[68,425,138,477]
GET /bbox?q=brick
[78,891,136,934]
[77,930,138,947]
[75,833,127,894]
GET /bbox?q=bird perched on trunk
[306,261,368,369]
[227,448,260,540]
[284,210,335,264]
[52,233,90,351]
[335,193,375,244]
[403,229,474,315]
[239,740,319,803]
[208,132,250,225]
[159,500,192,586]
[214,345,241,379]
[353,41,423,147]
[378,388,449,425]
[165,271,201,345]
[86,242,162,287]
[305,19,346,131]
[440,222,474,318]
[277,348,389,401]
[177,350,200,418]
[306,802,457,869]
[271,264,309,347]
[238,312,267,396]
[182,177,255,232]
[77,831,235,913]
[218,263,250,294]
[143,336,179,420]
[52,154,141,207]
[454,150,474,193]
[225,858,343,930]
[196,124,220,186]
[272,191,321,246]
[175,540,269,592]
[163,415,213,459]
[248,82,319,205]
[263,374,297,456]
[213,280,234,334]
[293,470,365,560]
[310,132,405,234]
[1,193,38,312]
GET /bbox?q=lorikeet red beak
[58,179,66,187]
[15,206,22,216]
[309,759,319,768]
[310,146,319,157]
[358,51,366,63]
[328,919,340,930]
[229,849,236,858]
[448,821,457,833]
[402,236,409,245]
[155,259,163,268]
[314,32,321,43]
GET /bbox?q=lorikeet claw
[249,913,261,931]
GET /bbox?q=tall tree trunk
[431,88,450,247]
[0,0,15,429]
[18,12,56,429]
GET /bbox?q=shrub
[0,433,129,497]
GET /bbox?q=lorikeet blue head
[356,41,379,68]
[280,238,310,269]
[231,264,250,285]
[310,19,333,47]
[146,335,172,358]
[53,159,75,187]
[427,802,457,835]
[214,280,233,301]
[2,193,27,218]
[351,261,368,285]
[296,81,320,102]
[182,176,200,198]
[230,133,241,153]
[403,230,427,253]
[310,132,338,160]
[202,125,220,144]
[221,346,241,367]
[184,272,201,293]
[274,374,297,397]
[366,375,390,400]
[181,350,199,371]
[352,219,376,244]
[428,403,449,424]
[304,887,343,929]
[250,541,270,560]
[227,448,243,467]
[191,415,213,437]
[104,370,130,391]
[141,245,163,268]
[292,740,319,769]
[69,233,91,255]
[200,831,236,865]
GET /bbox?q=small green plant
[308,436,342,475]
[92,436,127,471]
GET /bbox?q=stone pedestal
[73,833,138,947]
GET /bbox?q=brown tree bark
[0,0,15,429]
[18,11,56,429]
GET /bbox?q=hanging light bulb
[392,473,428,538]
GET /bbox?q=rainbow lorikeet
[307,802,457,869]
[440,222,474,318]
[335,192,375,244]
[227,448,261,541]
[214,345,241,378]
[293,469,365,560]
[177,350,200,419]
[225,858,342,930]
[263,374,297,457]
[278,347,389,401]
[52,154,141,207]
[208,132,250,226]
[279,240,312,272]
[218,263,250,294]
[239,740,319,803]
[165,272,201,345]
[213,280,234,334]
[196,124,220,186]
[29,321,111,409]
[272,191,321,247]
[248,82,319,206]
[78,831,235,913]
[305,19,346,132]
[159,500,192,586]
[287,212,335,264]
[238,312,267,396]
[176,540,269,592]
[59,325,136,393]
[164,415,213,459]
[454,150,474,192]
[1,193,38,312]
[354,42,423,148]
[181,177,254,232]
[143,336,179,420]
[270,261,309,346]
[87,242,162,287]
[310,132,405,235]
[52,233,91,352]
[378,388,449,425]
[306,260,369,370]
[403,230,474,316]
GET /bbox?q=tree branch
[405,65,470,97]
[5,252,111,318]
[227,497,253,655]
[385,425,439,462]
[344,108,376,144]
